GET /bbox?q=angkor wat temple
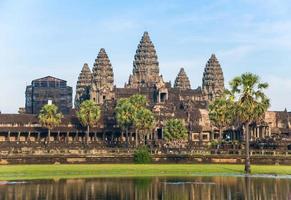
[0,32,290,146]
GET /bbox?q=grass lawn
[0,164,290,180]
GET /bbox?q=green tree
[129,94,147,109]
[115,98,135,147]
[77,100,101,144]
[229,72,270,174]
[133,146,152,164]
[208,94,234,141]
[134,108,155,146]
[163,119,188,141]
[38,104,63,143]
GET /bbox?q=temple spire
[90,48,115,104]
[126,31,161,88]
[202,54,224,101]
[174,68,191,90]
[74,63,92,108]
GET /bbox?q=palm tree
[163,119,188,142]
[134,108,155,146]
[229,72,270,174]
[38,104,63,143]
[115,98,135,147]
[77,100,101,144]
[208,94,234,141]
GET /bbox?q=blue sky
[1,0,291,113]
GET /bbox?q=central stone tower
[90,48,115,104]
[126,32,162,88]
[202,54,224,101]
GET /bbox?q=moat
[0,176,290,200]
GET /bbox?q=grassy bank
[0,164,290,180]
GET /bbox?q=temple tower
[202,54,224,101]
[126,31,162,88]
[90,48,115,104]
[75,63,92,108]
[174,68,191,90]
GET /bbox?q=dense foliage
[133,146,152,164]
[115,95,155,146]
[163,119,188,141]
[208,94,234,140]
[77,100,101,143]
[38,104,63,142]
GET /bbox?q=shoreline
[0,164,290,181]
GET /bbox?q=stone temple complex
[0,31,290,148]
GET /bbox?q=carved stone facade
[25,76,72,114]
[78,32,225,141]
[126,32,163,88]
[75,63,92,108]
[90,48,115,104]
[174,68,191,90]
[202,54,225,101]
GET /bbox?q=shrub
[133,146,152,164]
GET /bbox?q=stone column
[7,131,10,142]
[94,132,97,142]
[27,131,31,142]
[57,131,61,142]
[262,127,265,138]
[75,131,78,142]
[17,132,20,142]
[66,132,69,143]
[102,132,106,141]
[37,132,40,142]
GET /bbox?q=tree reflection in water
[0,176,290,200]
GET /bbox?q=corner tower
[90,48,115,104]
[174,68,191,90]
[202,54,224,101]
[126,31,162,88]
[75,63,92,108]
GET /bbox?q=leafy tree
[229,72,270,174]
[38,104,63,143]
[163,119,188,141]
[208,94,234,141]
[77,100,101,144]
[115,98,135,147]
[134,108,155,146]
[133,146,152,164]
[116,94,154,147]
[129,94,147,109]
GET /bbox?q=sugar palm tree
[208,94,234,141]
[163,119,188,141]
[229,72,270,174]
[38,104,63,143]
[134,108,155,146]
[115,98,135,147]
[77,100,101,144]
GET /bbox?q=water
[0,176,290,200]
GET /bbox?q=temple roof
[91,48,114,89]
[202,54,224,98]
[174,68,191,90]
[32,76,66,83]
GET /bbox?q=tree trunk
[47,129,50,143]
[126,127,129,148]
[86,125,90,144]
[245,122,251,174]
[219,129,223,141]
[135,129,139,147]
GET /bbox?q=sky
[1,0,291,113]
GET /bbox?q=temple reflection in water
[0,176,290,200]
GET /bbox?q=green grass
[0,164,290,180]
